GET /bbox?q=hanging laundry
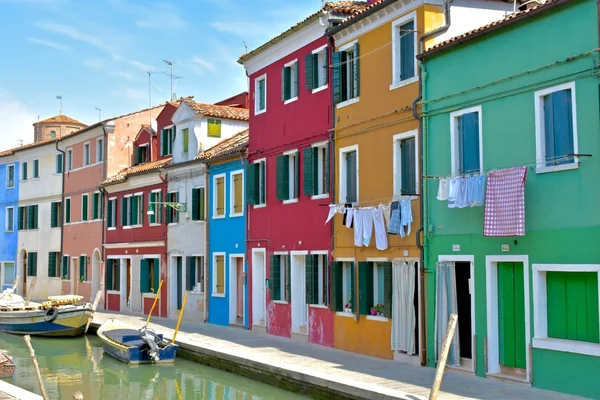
[354,208,365,247]
[362,208,374,247]
[437,178,448,201]
[399,198,413,238]
[342,203,354,228]
[325,205,337,224]
[372,207,388,250]
[483,166,527,237]
[387,201,401,235]
[467,175,485,207]
[455,177,469,209]
[381,202,392,228]
[447,178,459,208]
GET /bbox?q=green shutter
[294,60,299,96]
[140,259,150,293]
[282,67,291,101]
[34,205,38,229]
[186,257,196,291]
[199,188,205,220]
[153,259,160,293]
[105,260,113,290]
[332,51,342,104]
[324,145,330,194]
[400,20,415,80]
[260,161,266,204]
[358,262,373,315]
[245,163,259,205]
[350,262,355,311]
[353,42,360,97]
[115,262,120,291]
[121,198,127,226]
[56,154,63,174]
[18,207,24,230]
[303,147,314,196]
[312,53,319,88]
[305,255,318,304]
[22,162,27,181]
[82,195,88,221]
[27,252,37,276]
[165,195,171,224]
[65,199,71,224]
[79,256,86,280]
[270,255,281,301]
[48,252,56,277]
[294,153,299,199]
[382,262,393,317]
[329,262,343,312]
[304,53,314,90]
[323,49,329,85]
[285,255,291,303]
[161,130,168,156]
[401,137,416,195]
[50,203,57,228]
[139,194,144,224]
[34,160,39,178]
[107,199,114,227]
[27,206,33,229]
[131,196,138,225]
[259,80,265,110]
[62,256,68,278]
[276,155,289,201]
[92,194,98,220]
[191,188,199,220]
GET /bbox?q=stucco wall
[0,159,19,290]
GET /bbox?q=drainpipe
[203,165,210,323]
[159,171,169,318]
[413,0,453,367]
[327,35,336,266]
[55,140,66,290]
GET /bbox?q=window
[33,160,39,179]
[105,259,120,290]
[134,145,148,165]
[333,42,360,105]
[79,255,88,281]
[212,253,226,296]
[246,159,266,207]
[230,171,244,216]
[48,252,60,278]
[50,130,56,139]
[306,254,328,306]
[140,258,159,293]
[18,206,27,230]
[5,207,14,232]
[186,256,205,292]
[92,192,102,220]
[393,132,418,196]
[26,205,38,229]
[148,192,162,224]
[182,128,189,153]
[107,198,117,228]
[304,143,329,198]
[61,255,70,280]
[50,202,61,228]
[535,82,578,173]
[83,142,90,166]
[305,46,328,91]
[6,165,14,188]
[269,254,290,302]
[329,261,355,312]
[207,119,221,138]
[122,194,143,226]
[276,151,298,202]
[450,106,482,176]
[27,252,38,277]
[161,127,175,156]
[81,194,89,222]
[66,149,73,171]
[96,138,104,162]
[3,262,15,287]
[213,175,226,218]
[255,74,266,114]
[364,261,393,317]
[165,192,179,223]
[191,187,205,221]
[21,162,27,181]
[282,59,298,102]
[55,154,63,174]
[65,198,71,224]
[391,13,417,88]
[339,146,358,203]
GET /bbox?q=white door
[252,249,266,326]
[291,255,307,334]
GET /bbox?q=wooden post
[73,392,83,400]
[85,290,103,333]
[171,292,188,344]
[25,277,37,306]
[23,335,49,400]
[11,275,19,292]
[145,280,164,327]
[429,313,458,400]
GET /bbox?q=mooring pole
[429,313,458,400]
[23,335,49,400]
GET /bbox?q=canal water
[0,333,308,400]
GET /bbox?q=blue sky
[0,0,324,150]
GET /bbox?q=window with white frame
[213,175,226,218]
[450,106,482,176]
[148,191,162,224]
[393,131,418,196]
[339,146,358,203]
[304,143,329,197]
[131,194,143,225]
[246,159,266,207]
[276,151,298,202]
[166,191,179,223]
[306,254,328,306]
[97,138,104,163]
[55,154,63,174]
[305,46,328,91]
[187,256,204,292]
[83,142,90,166]
[391,13,417,87]
[282,59,298,102]
[342,261,355,312]
[333,42,360,104]
[255,74,267,114]
[134,144,148,165]
[5,207,14,232]
[21,161,27,181]
[213,253,225,296]
[33,159,39,179]
[66,149,73,171]
[5,165,14,188]
[535,82,578,172]
[106,198,117,228]
[270,254,289,302]
[161,127,175,156]
[230,171,244,216]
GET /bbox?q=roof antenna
[243,41,248,54]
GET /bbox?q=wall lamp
[147,202,187,215]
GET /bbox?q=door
[455,261,472,361]
[252,250,266,326]
[72,258,79,295]
[291,255,307,334]
[236,258,243,319]
[176,257,183,310]
[498,262,526,371]
[126,260,131,308]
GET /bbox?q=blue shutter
[332,52,342,104]
[401,137,416,195]
[140,259,150,293]
[545,89,574,166]
[458,112,480,174]
[400,20,415,81]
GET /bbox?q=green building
[418,0,600,397]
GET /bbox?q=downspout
[413,0,452,367]
[55,140,66,293]
[100,124,109,304]
[203,165,210,323]
[159,171,169,318]
[328,35,336,267]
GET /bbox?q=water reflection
[0,333,307,400]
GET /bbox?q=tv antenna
[94,107,102,122]
[163,59,175,101]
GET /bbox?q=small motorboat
[97,318,178,365]
[0,352,15,378]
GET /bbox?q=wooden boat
[0,352,15,378]
[97,318,178,365]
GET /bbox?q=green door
[498,262,526,369]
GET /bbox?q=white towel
[437,178,448,201]
[354,209,364,247]
[345,208,354,228]
[373,207,388,250]
[362,208,374,247]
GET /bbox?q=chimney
[367,0,380,4]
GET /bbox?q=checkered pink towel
[483,166,527,237]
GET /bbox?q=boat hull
[0,305,94,337]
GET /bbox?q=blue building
[198,130,249,328]
[0,156,19,291]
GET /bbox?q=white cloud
[191,57,216,72]
[110,87,148,101]
[27,37,68,50]
[0,91,37,151]
[211,21,274,38]
[107,0,187,31]
[34,21,113,52]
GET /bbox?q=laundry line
[318,194,419,208]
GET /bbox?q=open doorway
[18,250,27,296]
[392,260,420,363]
[251,248,266,329]
[229,254,245,326]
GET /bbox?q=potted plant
[344,299,352,313]
[62,275,68,280]
[375,303,385,316]
[369,306,377,316]
[79,276,85,283]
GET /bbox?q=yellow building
[326,0,513,361]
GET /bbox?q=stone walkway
[92,312,587,400]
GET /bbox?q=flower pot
[377,312,383,316]
[370,309,377,315]
[345,308,352,313]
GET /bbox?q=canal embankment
[90,312,587,400]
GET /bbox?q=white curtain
[391,259,416,354]
[435,261,460,366]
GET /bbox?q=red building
[239,2,367,346]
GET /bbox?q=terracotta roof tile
[35,114,87,126]
[238,1,369,63]
[196,129,249,162]
[102,157,172,185]
[181,98,249,121]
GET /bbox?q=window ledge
[212,293,225,298]
[389,76,418,91]
[255,108,266,116]
[168,222,179,226]
[193,220,206,224]
[283,198,298,205]
[212,215,226,220]
[284,97,298,105]
[142,293,157,299]
[536,163,578,174]
[123,226,132,230]
[148,223,162,227]
[272,300,289,305]
[533,337,600,357]
[336,311,354,318]
[336,97,360,110]
[107,227,117,231]
[311,194,329,200]
[31,178,40,181]
[188,291,204,296]
[312,85,328,94]
[308,304,329,309]
[229,212,244,218]
[253,204,266,209]
[107,290,120,295]
[131,224,143,229]
[366,315,389,322]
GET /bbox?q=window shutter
[50,203,57,228]
[79,256,86,280]
[332,52,342,104]
[349,261,355,311]
[140,259,150,293]
[48,252,56,277]
[458,112,480,174]
[285,255,291,303]
[186,257,196,291]
[294,154,299,199]
[92,194,98,220]
[304,54,314,90]
[115,262,120,290]
[275,155,289,201]
[401,137,416,195]
[294,62,299,97]
[324,145,330,194]
[56,154,63,174]
[245,163,259,205]
[33,205,38,229]
[22,163,27,181]
[259,80,265,111]
[199,188,205,220]
[353,43,360,97]
[303,148,313,196]
[107,199,114,227]
[132,196,139,225]
[120,198,126,226]
[153,259,160,293]
[269,255,281,301]
[400,20,415,81]
[382,262,393,317]
[34,160,39,178]
[27,206,33,229]
[329,261,343,312]
[551,89,574,165]
[65,199,71,224]
[62,256,68,278]
[345,152,357,202]
[165,197,171,224]
[323,50,329,85]
[161,130,167,156]
[260,161,266,204]
[358,262,373,315]
[305,255,318,305]
[105,260,113,290]
[82,195,88,221]
[191,188,199,220]
[312,54,319,88]
[18,207,23,230]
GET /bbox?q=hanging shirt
[325,205,337,224]
[437,178,448,201]
[399,198,413,238]
[455,177,469,209]
[354,209,364,247]
[362,208,374,247]
[483,166,527,237]
[381,202,392,228]
[345,208,354,228]
[387,201,401,235]
[447,178,459,208]
[373,206,388,250]
[471,174,486,207]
